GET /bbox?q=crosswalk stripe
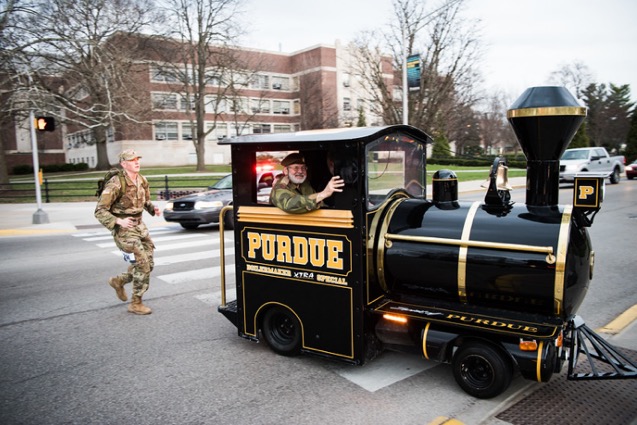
[153,249,226,265]
[157,265,235,284]
[84,229,179,241]
[74,227,174,238]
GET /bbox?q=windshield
[561,150,588,160]
[366,132,426,208]
[210,174,233,190]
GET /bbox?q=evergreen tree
[356,106,367,127]
[432,134,452,158]
[624,109,637,163]
[568,121,590,148]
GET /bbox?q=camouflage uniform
[95,170,157,299]
[269,174,322,214]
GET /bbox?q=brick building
[4,37,393,170]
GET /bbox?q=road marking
[157,265,235,284]
[152,249,223,265]
[598,304,637,334]
[334,351,436,392]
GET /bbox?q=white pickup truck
[559,147,626,184]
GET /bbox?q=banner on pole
[407,54,421,91]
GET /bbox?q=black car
[163,171,280,229]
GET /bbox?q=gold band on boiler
[553,205,573,316]
[507,106,587,118]
[458,202,480,303]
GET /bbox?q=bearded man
[270,153,344,213]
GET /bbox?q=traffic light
[35,116,55,132]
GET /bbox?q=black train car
[217,86,636,398]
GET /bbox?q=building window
[252,124,271,134]
[205,70,223,86]
[182,123,196,140]
[154,122,179,140]
[205,95,226,113]
[179,95,196,112]
[272,100,290,115]
[273,125,292,133]
[343,97,351,111]
[151,66,178,83]
[152,93,178,110]
[250,74,270,90]
[251,98,270,114]
[271,76,290,91]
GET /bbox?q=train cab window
[366,132,426,208]
[255,152,286,205]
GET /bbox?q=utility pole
[29,109,49,224]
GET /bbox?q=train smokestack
[507,87,586,207]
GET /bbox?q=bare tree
[157,0,245,171]
[548,61,593,99]
[8,0,163,170]
[351,0,482,142]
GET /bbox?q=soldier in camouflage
[95,149,161,315]
[270,153,344,213]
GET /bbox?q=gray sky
[243,0,637,103]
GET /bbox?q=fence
[0,174,225,203]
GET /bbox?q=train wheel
[262,306,302,356]
[452,341,512,399]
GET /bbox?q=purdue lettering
[247,231,344,270]
[446,314,538,333]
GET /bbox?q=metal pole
[402,26,408,126]
[29,110,49,224]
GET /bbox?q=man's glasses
[287,165,307,172]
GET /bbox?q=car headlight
[165,202,174,211]
[195,200,224,210]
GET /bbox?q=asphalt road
[0,180,635,425]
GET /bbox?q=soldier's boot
[128,295,152,315]
[108,276,128,302]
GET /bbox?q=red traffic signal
[35,116,55,132]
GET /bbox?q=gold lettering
[578,185,594,199]
[309,238,326,267]
[276,235,292,263]
[293,236,308,265]
[326,240,343,269]
[247,232,261,258]
[262,233,276,261]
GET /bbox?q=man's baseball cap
[119,149,142,161]
[281,153,305,167]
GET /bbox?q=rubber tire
[223,209,235,230]
[452,341,513,399]
[180,223,199,229]
[610,167,620,184]
[262,306,302,356]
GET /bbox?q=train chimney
[507,87,586,207]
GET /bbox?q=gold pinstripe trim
[237,206,354,228]
[366,191,410,304]
[536,341,545,382]
[507,106,587,118]
[458,202,480,303]
[377,199,407,292]
[554,205,572,316]
[422,322,431,360]
[384,234,555,258]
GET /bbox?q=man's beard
[289,173,306,185]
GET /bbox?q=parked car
[559,147,625,184]
[626,159,637,180]
[163,170,281,229]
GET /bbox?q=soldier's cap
[119,149,142,162]
[281,153,305,167]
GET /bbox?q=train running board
[566,315,637,380]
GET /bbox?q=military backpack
[95,168,126,199]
